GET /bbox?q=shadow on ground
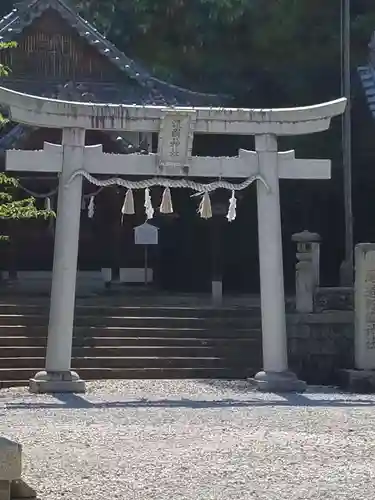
[3,390,375,410]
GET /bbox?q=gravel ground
[1,380,375,500]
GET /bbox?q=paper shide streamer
[88,196,95,219]
[121,189,135,223]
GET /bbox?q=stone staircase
[0,299,263,387]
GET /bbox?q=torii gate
[0,87,346,393]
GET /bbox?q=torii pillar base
[252,370,307,393]
[29,370,86,394]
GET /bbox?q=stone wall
[314,287,354,312]
[287,312,354,385]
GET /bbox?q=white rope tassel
[198,192,212,219]
[226,190,237,222]
[88,196,95,219]
[122,189,135,216]
[160,187,174,214]
[44,197,51,211]
[144,188,154,220]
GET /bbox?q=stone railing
[314,286,354,312]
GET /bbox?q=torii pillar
[0,87,346,393]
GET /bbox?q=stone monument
[342,243,375,392]
[355,244,375,369]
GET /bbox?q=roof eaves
[358,65,375,119]
[150,76,231,106]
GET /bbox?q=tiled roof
[358,65,375,119]
[0,0,225,107]
[0,79,179,106]
[0,123,31,150]
[0,79,157,151]
[0,80,155,152]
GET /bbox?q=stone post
[253,135,306,392]
[211,203,225,307]
[0,438,20,500]
[29,128,86,393]
[101,268,112,289]
[0,437,36,500]
[341,243,375,392]
[292,230,321,313]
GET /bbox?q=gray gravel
[1,380,375,500]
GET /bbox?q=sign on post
[134,223,159,285]
[157,109,197,168]
[134,222,159,246]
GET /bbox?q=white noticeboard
[134,222,159,246]
[134,223,159,286]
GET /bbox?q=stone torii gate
[0,87,346,393]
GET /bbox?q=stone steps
[0,356,256,370]
[0,335,259,347]
[0,314,261,329]
[0,367,249,388]
[0,325,260,338]
[0,303,262,318]
[0,345,259,359]
[0,300,262,386]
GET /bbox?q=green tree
[72,0,375,105]
[0,41,53,239]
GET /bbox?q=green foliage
[73,0,375,105]
[0,173,54,241]
[0,41,16,124]
[0,41,17,76]
[0,174,52,220]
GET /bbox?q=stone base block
[0,439,22,483]
[29,370,86,394]
[11,479,36,499]
[251,370,307,393]
[211,281,223,307]
[0,481,10,500]
[0,480,37,500]
[0,438,28,500]
[339,369,375,393]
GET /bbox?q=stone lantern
[292,230,321,313]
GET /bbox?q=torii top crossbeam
[0,86,346,136]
